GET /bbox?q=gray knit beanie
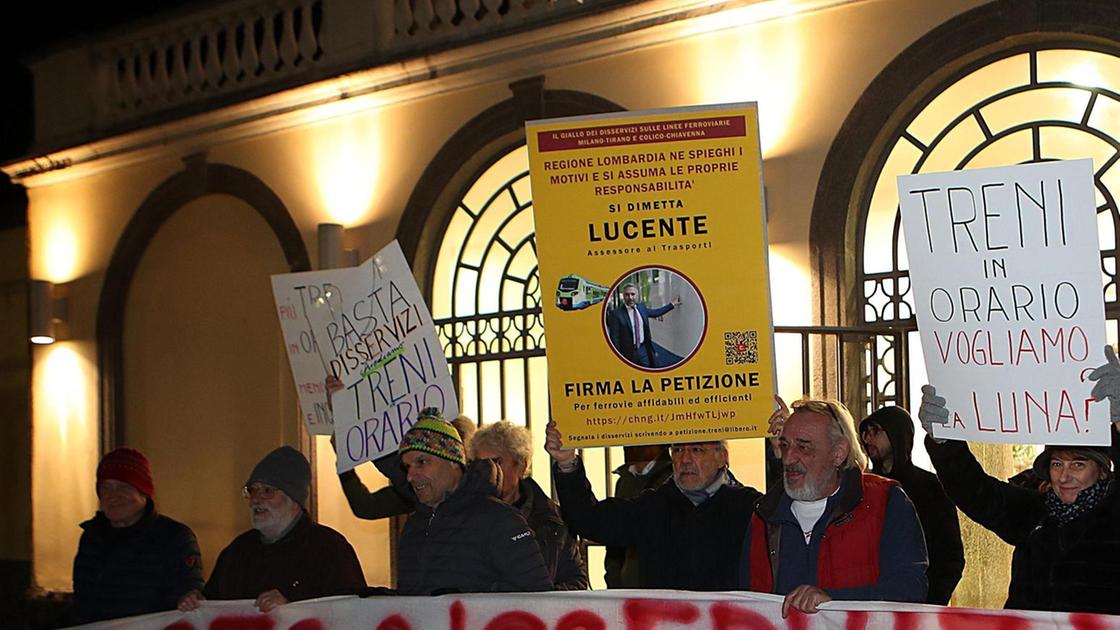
[1032,445,1113,479]
[245,446,310,505]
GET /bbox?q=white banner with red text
[69,590,1120,630]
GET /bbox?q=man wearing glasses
[749,398,928,617]
[545,422,761,590]
[858,407,964,605]
[178,446,365,612]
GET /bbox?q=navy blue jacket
[72,502,202,624]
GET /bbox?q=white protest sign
[899,159,1108,445]
[272,266,365,435]
[329,241,459,472]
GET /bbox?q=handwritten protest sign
[899,159,1108,445]
[527,103,776,448]
[272,241,459,458]
[325,242,459,472]
[272,267,360,434]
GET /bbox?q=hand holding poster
[272,241,458,462]
[327,242,458,472]
[527,103,776,448]
[898,159,1109,445]
[272,266,363,434]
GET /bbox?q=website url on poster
[566,424,758,443]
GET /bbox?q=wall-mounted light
[317,223,360,270]
[29,280,69,345]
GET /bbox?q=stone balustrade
[23,0,627,158]
[97,0,326,119]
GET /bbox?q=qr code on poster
[725,331,758,364]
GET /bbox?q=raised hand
[918,384,949,443]
[544,421,577,468]
[1088,345,1120,424]
[767,394,790,457]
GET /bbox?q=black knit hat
[246,446,310,505]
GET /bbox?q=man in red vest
[750,397,928,617]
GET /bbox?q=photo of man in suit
[607,283,682,368]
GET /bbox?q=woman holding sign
[919,347,1120,614]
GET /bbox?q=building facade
[5,0,1120,611]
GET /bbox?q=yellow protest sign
[527,103,775,447]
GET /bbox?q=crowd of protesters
[68,347,1120,624]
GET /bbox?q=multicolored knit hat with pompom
[398,407,466,466]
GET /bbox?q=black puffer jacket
[516,477,587,590]
[394,459,552,594]
[605,458,673,588]
[71,502,202,624]
[861,407,964,604]
[554,458,760,590]
[927,438,1120,614]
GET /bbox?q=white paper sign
[899,159,1109,445]
[271,266,363,435]
[327,241,459,472]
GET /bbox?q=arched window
[429,144,548,452]
[853,45,1120,469]
[860,47,1120,340]
[811,1,1120,483]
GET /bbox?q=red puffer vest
[749,472,896,592]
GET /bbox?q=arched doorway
[96,159,308,576]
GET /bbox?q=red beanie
[97,448,155,498]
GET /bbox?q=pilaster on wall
[0,178,32,608]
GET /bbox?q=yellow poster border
[527,102,777,448]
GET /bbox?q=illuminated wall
[122,195,296,581]
[28,161,182,590]
[17,0,1008,600]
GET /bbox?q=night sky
[0,3,210,226]
[0,2,210,161]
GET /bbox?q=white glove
[1088,345,1120,424]
[918,384,949,443]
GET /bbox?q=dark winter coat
[71,502,203,624]
[392,459,553,594]
[927,437,1120,614]
[604,457,673,588]
[860,406,965,604]
[516,477,588,590]
[554,458,761,591]
[204,512,365,602]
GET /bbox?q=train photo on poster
[556,274,608,310]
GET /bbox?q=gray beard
[785,473,827,502]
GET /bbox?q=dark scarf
[1045,478,1112,524]
[675,467,736,506]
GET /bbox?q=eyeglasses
[669,445,714,458]
[242,484,279,500]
